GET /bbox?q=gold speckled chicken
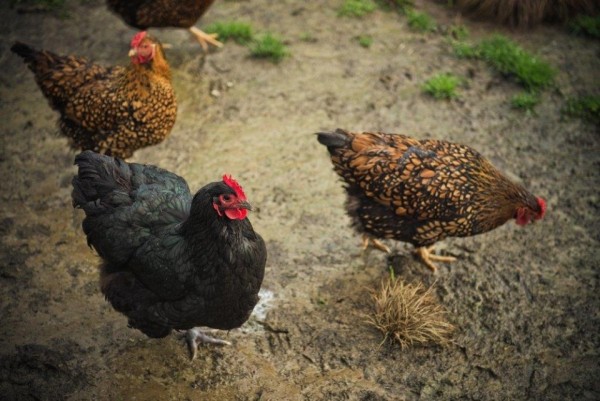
[11,32,176,159]
[106,0,222,51]
[317,129,546,271]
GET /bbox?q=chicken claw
[186,328,231,360]
[361,234,391,254]
[189,27,223,52]
[414,246,456,272]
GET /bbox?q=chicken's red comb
[223,175,246,200]
[131,31,147,48]
[536,197,546,220]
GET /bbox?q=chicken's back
[72,150,191,268]
[11,42,115,113]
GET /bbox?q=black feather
[11,42,37,63]
[316,128,351,151]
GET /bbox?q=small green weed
[569,15,600,39]
[379,0,414,14]
[511,92,540,112]
[338,0,377,18]
[358,35,373,48]
[448,24,469,40]
[423,73,460,100]
[204,21,253,44]
[406,10,436,32]
[451,35,555,109]
[563,95,600,124]
[250,33,289,63]
[476,35,555,91]
[452,41,478,58]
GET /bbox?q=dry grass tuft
[365,275,454,348]
[454,0,599,27]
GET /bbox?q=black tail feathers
[11,42,39,63]
[316,128,351,150]
[72,151,131,208]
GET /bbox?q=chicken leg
[362,234,391,254]
[186,328,231,360]
[414,246,456,272]
[189,26,223,51]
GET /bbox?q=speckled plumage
[106,0,216,29]
[318,129,544,249]
[11,37,176,159]
[71,151,266,339]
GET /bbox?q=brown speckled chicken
[106,0,222,51]
[11,32,176,159]
[317,129,546,271]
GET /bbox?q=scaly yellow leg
[361,234,391,254]
[414,246,456,272]
[189,26,223,51]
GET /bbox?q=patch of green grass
[476,35,555,91]
[250,33,289,63]
[204,21,253,44]
[563,95,600,124]
[423,73,461,100]
[378,0,414,14]
[406,10,436,32]
[448,24,469,41]
[357,35,373,48]
[569,15,600,39]
[338,0,377,17]
[452,41,478,58]
[511,92,540,112]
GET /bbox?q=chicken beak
[128,48,137,57]
[236,200,253,211]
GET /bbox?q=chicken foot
[186,327,231,360]
[189,26,223,51]
[361,234,391,254]
[414,246,456,272]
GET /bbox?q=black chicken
[72,151,266,359]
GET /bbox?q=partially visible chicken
[317,129,546,272]
[11,32,176,159]
[106,0,222,51]
[72,151,267,359]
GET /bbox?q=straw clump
[366,276,454,348]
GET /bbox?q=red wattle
[225,208,247,220]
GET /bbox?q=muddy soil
[0,0,598,400]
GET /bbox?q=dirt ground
[0,0,599,400]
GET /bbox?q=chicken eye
[221,194,232,202]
